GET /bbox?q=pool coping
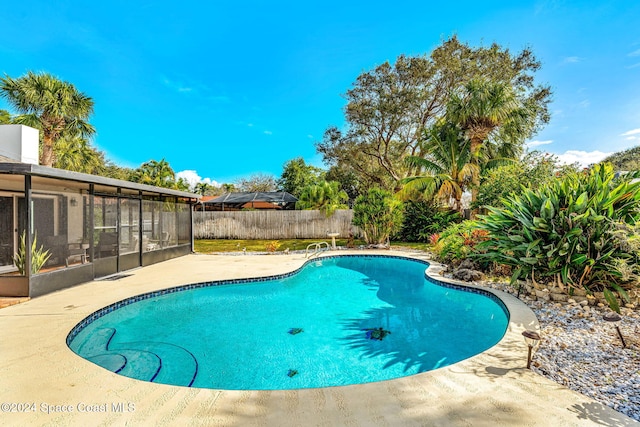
[0,251,636,426]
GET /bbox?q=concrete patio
[0,251,636,426]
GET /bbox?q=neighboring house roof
[200,196,218,202]
[203,191,297,209]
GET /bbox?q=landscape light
[522,330,541,369]
[603,312,626,349]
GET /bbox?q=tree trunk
[471,187,478,206]
[40,136,54,167]
[469,136,483,218]
[452,195,462,214]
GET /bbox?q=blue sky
[1,1,639,187]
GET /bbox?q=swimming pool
[67,255,509,390]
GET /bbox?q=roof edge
[0,162,200,199]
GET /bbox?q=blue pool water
[68,255,509,390]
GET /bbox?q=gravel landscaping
[482,281,640,422]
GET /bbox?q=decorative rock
[535,289,551,301]
[475,277,640,422]
[457,259,478,270]
[571,287,588,296]
[551,293,569,302]
[452,268,485,282]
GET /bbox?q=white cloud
[176,170,219,188]
[263,130,272,135]
[307,134,314,139]
[160,76,228,102]
[555,150,612,168]
[526,139,553,148]
[161,76,193,93]
[563,56,581,63]
[621,128,640,137]
[247,123,254,127]
[628,48,640,57]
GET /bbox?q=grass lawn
[194,239,430,253]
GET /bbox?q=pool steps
[76,327,198,387]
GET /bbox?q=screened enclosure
[202,191,297,211]
[0,163,198,297]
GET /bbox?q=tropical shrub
[13,231,51,275]
[474,151,580,211]
[352,188,403,246]
[394,199,462,242]
[475,163,640,312]
[431,220,488,266]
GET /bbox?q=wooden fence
[193,209,356,240]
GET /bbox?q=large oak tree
[317,36,551,193]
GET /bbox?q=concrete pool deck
[0,251,637,426]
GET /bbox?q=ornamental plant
[432,220,489,266]
[13,231,51,275]
[475,163,640,312]
[265,241,281,253]
[352,188,403,246]
[394,199,462,242]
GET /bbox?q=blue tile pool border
[66,254,511,347]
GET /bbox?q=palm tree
[0,109,11,124]
[133,159,176,188]
[446,78,532,204]
[221,183,236,193]
[402,124,477,212]
[53,135,104,174]
[296,181,348,217]
[0,72,95,167]
[194,182,213,196]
